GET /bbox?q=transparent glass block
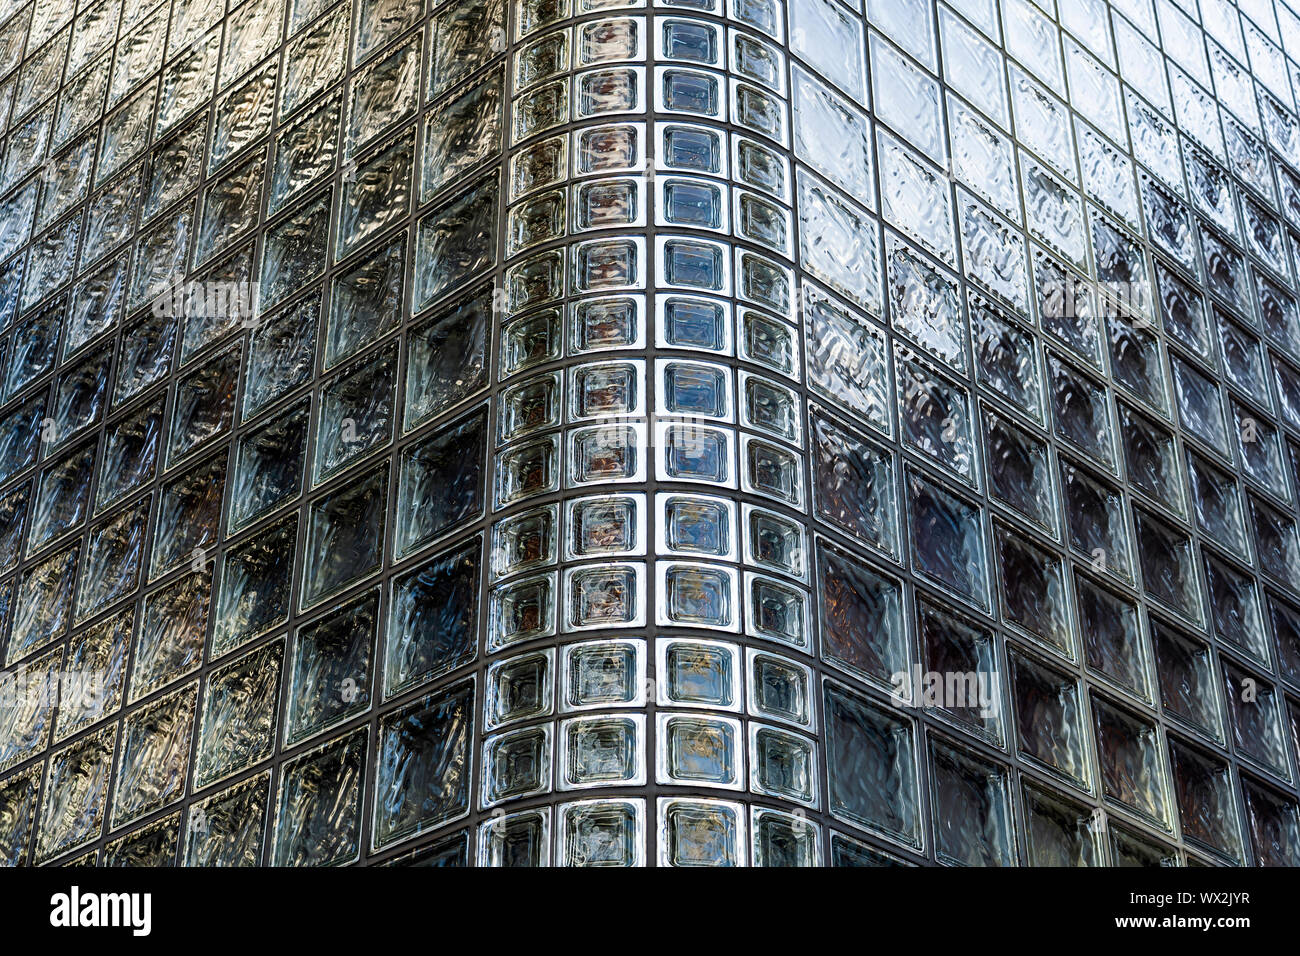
[110,683,197,829]
[286,591,377,746]
[1060,459,1132,584]
[823,682,920,848]
[984,408,1055,534]
[871,33,943,164]
[385,537,480,696]
[478,808,549,866]
[657,713,740,787]
[804,285,889,433]
[817,539,905,688]
[75,497,147,622]
[485,649,553,730]
[414,175,498,310]
[313,343,396,485]
[482,725,551,805]
[907,468,989,611]
[1022,780,1102,865]
[337,130,412,260]
[1009,647,1090,789]
[184,773,269,867]
[280,3,349,119]
[259,187,331,311]
[150,451,224,580]
[35,725,116,863]
[301,466,387,609]
[559,798,643,866]
[269,94,340,216]
[194,638,283,790]
[566,494,639,559]
[918,600,1002,743]
[373,681,472,848]
[799,169,882,311]
[229,400,308,533]
[896,350,975,483]
[560,640,640,713]
[1048,352,1115,471]
[661,494,733,558]
[244,293,319,421]
[1134,508,1202,624]
[1075,570,1149,700]
[1168,740,1243,863]
[561,714,644,787]
[939,6,1007,126]
[1092,694,1171,828]
[929,738,1014,866]
[567,563,643,628]
[54,608,130,742]
[7,545,76,665]
[214,515,296,660]
[272,728,366,866]
[995,523,1071,655]
[788,0,864,103]
[430,0,504,101]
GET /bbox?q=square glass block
[166,342,241,468]
[489,572,556,650]
[372,681,474,849]
[55,609,132,742]
[481,725,552,806]
[229,400,308,533]
[477,808,550,867]
[655,638,740,710]
[565,493,643,559]
[751,807,820,867]
[658,562,737,631]
[1022,781,1102,866]
[313,343,397,485]
[558,798,644,866]
[994,523,1072,657]
[657,493,735,560]
[243,293,320,422]
[561,638,645,710]
[404,289,490,430]
[110,683,197,830]
[1168,740,1243,864]
[75,498,148,622]
[657,713,742,789]
[326,234,405,371]
[568,423,645,485]
[917,599,1003,745]
[493,504,559,578]
[1008,648,1090,790]
[35,725,117,864]
[817,538,905,688]
[749,723,816,806]
[571,295,644,353]
[485,649,554,730]
[184,773,270,867]
[300,466,388,610]
[1092,694,1171,828]
[823,681,921,848]
[570,360,644,420]
[286,590,378,746]
[984,408,1056,535]
[1059,459,1132,584]
[906,467,990,611]
[747,648,812,729]
[385,537,480,698]
[657,797,746,867]
[272,728,367,866]
[7,545,76,666]
[929,737,1015,866]
[560,714,645,788]
[130,571,209,703]
[747,572,808,647]
[395,409,486,558]
[193,638,283,790]
[213,515,295,660]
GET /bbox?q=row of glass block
[490,493,807,581]
[483,635,814,727]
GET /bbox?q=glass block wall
[2,0,1300,868]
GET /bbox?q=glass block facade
[1,0,1300,868]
